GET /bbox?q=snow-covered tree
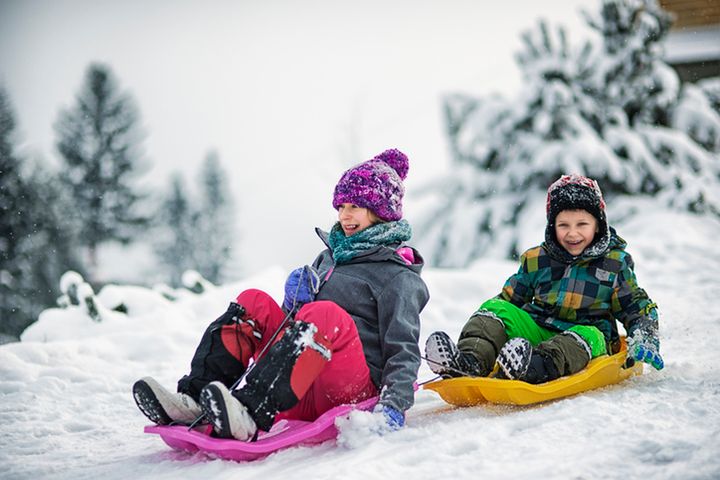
[414,0,720,267]
[584,0,676,127]
[54,63,148,273]
[0,86,83,339]
[673,78,720,154]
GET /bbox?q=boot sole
[199,384,233,439]
[133,379,172,425]
[497,338,532,380]
[425,332,459,375]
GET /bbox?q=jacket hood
[543,225,625,264]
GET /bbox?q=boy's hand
[283,265,321,311]
[627,332,664,370]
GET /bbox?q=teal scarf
[328,219,412,264]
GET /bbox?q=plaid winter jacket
[499,227,658,351]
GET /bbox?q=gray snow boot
[133,376,202,425]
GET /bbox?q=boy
[425,174,663,384]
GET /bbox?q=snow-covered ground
[2,209,719,480]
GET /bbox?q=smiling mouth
[565,238,585,245]
[342,224,359,233]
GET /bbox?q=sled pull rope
[229,306,297,390]
[417,375,443,386]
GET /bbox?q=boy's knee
[567,325,607,357]
[458,312,508,370]
[539,332,593,376]
[460,312,507,349]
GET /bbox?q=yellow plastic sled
[423,340,643,406]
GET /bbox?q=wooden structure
[660,0,720,82]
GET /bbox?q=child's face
[554,209,599,256]
[337,203,378,236]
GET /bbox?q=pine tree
[154,152,236,286]
[581,0,719,210]
[675,78,720,152]
[0,85,32,337]
[154,174,198,286]
[0,86,28,268]
[0,86,83,339]
[413,0,720,267]
[194,151,234,284]
[22,167,86,320]
[54,63,148,274]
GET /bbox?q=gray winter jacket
[311,228,429,413]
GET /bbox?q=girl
[133,149,429,440]
[425,174,663,384]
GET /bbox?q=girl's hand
[373,404,405,430]
[283,265,320,311]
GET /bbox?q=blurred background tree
[54,63,149,276]
[194,150,234,284]
[153,174,198,287]
[154,151,235,286]
[1,85,84,341]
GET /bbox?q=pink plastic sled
[144,396,378,461]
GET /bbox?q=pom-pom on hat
[332,149,409,221]
[546,174,608,234]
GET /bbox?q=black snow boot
[233,320,331,431]
[425,331,487,378]
[177,302,253,400]
[497,337,561,384]
[522,349,561,384]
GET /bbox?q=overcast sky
[0,0,594,276]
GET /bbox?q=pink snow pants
[227,289,378,423]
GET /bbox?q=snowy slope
[2,210,719,480]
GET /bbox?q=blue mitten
[627,330,664,370]
[283,265,321,312]
[373,404,405,430]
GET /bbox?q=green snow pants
[457,298,607,377]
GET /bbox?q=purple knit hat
[332,149,409,221]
